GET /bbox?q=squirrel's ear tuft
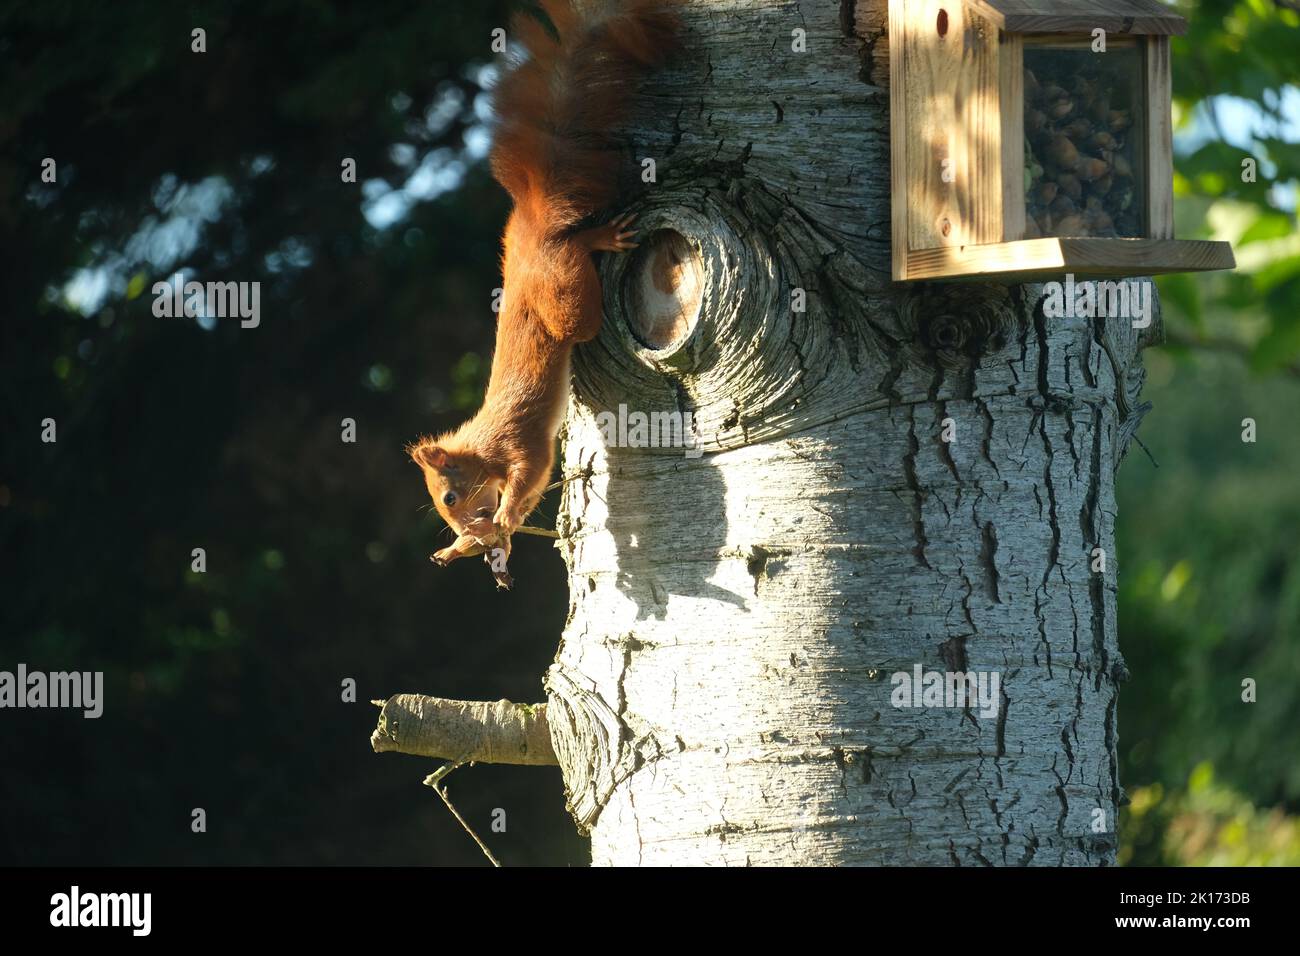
[410,441,447,470]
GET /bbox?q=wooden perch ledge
[370,693,557,767]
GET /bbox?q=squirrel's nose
[475,507,494,519]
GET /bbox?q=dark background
[1,0,584,866]
[1,0,1298,866]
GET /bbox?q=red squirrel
[408,0,680,583]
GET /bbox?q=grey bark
[542,0,1156,865]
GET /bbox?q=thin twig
[512,525,560,539]
[1132,434,1159,469]
[542,468,594,494]
[423,761,502,867]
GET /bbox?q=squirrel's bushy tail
[489,0,680,231]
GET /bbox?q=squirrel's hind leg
[543,215,639,344]
[574,213,639,254]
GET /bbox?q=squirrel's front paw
[492,506,523,538]
[430,547,456,567]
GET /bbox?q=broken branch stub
[370,694,556,766]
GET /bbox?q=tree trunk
[542,0,1156,866]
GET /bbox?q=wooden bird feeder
[889,0,1237,282]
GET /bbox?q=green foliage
[1122,764,1300,866]
[1160,1,1300,373]
[1115,350,1300,862]
[1114,0,1300,865]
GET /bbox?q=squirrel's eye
[442,492,458,507]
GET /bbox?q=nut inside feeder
[1022,41,1144,240]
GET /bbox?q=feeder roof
[966,0,1188,35]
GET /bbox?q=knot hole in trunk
[577,192,803,453]
[622,228,703,354]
